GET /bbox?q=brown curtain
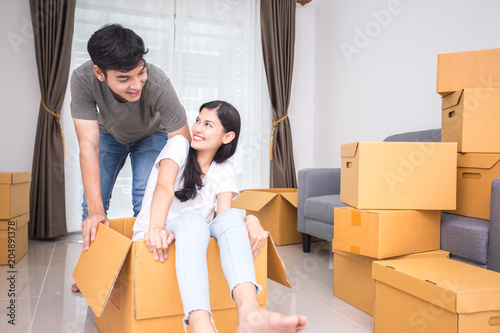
[261,0,297,188]
[29,0,76,239]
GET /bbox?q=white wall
[4,0,500,184]
[289,3,316,173]
[0,1,40,172]
[309,0,500,168]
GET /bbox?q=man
[70,24,190,291]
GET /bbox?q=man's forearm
[79,147,104,215]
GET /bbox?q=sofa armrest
[488,177,500,272]
[297,168,341,232]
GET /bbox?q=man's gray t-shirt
[70,60,186,144]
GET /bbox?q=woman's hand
[244,215,268,257]
[144,229,175,262]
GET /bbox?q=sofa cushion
[303,194,345,225]
[303,218,335,241]
[384,129,441,142]
[441,212,490,265]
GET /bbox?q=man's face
[93,61,147,102]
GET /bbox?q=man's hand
[144,229,175,262]
[81,213,109,251]
[244,215,268,257]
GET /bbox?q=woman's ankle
[233,282,259,310]
[188,310,216,333]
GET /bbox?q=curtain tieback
[270,114,289,160]
[41,99,61,119]
[41,99,65,159]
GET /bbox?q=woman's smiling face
[190,107,234,153]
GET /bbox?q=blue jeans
[82,131,168,220]
[165,209,262,325]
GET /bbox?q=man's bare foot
[71,283,80,293]
[236,305,307,333]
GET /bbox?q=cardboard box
[0,172,31,219]
[437,48,500,96]
[340,142,457,210]
[232,189,301,245]
[333,207,441,259]
[445,153,500,220]
[333,249,449,316]
[73,218,290,333]
[373,258,500,333]
[0,213,29,265]
[442,89,500,153]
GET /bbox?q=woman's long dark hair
[175,101,241,202]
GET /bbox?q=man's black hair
[87,24,148,74]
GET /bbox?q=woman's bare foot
[71,283,80,293]
[236,305,307,333]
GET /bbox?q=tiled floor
[0,234,373,333]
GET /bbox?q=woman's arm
[216,192,267,257]
[144,158,179,262]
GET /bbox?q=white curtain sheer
[62,0,270,233]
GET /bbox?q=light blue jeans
[165,208,262,326]
[82,131,168,220]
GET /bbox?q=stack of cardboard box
[333,142,457,315]
[438,48,500,220]
[0,172,30,265]
[332,141,456,315]
[370,48,500,332]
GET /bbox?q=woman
[132,101,307,332]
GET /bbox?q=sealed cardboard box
[373,258,500,333]
[333,249,449,316]
[437,48,500,96]
[340,142,457,210]
[446,153,500,220]
[232,189,301,245]
[0,172,31,219]
[333,207,441,259]
[442,89,500,153]
[0,213,29,265]
[73,218,290,333]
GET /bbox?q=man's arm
[168,122,191,142]
[73,118,109,251]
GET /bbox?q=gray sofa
[297,129,500,272]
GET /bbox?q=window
[62,0,270,232]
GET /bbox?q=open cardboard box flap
[233,188,297,211]
[232,190,279,212]
[280,192,298,208]
[72,224,132,317]
[73,223,291,320]
[266,233,291,288]
[373,258,500,314]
